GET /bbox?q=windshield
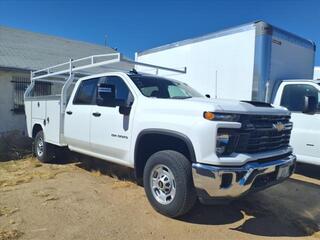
[129,75,203,99]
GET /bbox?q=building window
[11,76,30,114]
[11,76,53,114]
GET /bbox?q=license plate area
[277,165,290,179]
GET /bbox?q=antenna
[104,34,108,47]
[215,70,218,99]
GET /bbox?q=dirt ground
[0,155,319,240]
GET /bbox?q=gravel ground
[0,156,319,240]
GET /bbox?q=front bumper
[192,154,296,203]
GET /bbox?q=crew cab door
[275,82,320,165]
[64,78,98,151]
[90,74,135,163]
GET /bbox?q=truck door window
[97,76,131,105]
[280,84,319,112]
[73,78,99,105]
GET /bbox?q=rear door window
[73,78,98,105]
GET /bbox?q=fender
[134,128,197,164]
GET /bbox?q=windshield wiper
[171,96,192,99]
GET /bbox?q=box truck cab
[273,80,320,165]
[136,21,319,165]
[314,67,320,80]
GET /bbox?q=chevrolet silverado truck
[24,54,296,217]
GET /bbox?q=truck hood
[185,97,290,115]
[142,97,290,116]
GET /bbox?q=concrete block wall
[0,69,30,134]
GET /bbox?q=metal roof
[0,25,132,71]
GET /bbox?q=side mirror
[205,94,211,98]
[97,83,116,107]
[303,96,317,114]
[119,104,131,115]
[119,93,134,115]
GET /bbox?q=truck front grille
[235,115,292,153]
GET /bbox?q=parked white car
[136,21,320,166]
[25,54,296,217]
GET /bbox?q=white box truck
[314,67,320,80]
[25,53,295,217]
[136,21,320,166]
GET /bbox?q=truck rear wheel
[34,131,54,163]
[143,150,197,218]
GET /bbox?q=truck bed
[25,96,64,146]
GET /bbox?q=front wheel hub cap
[150,164,176,205]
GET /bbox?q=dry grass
[0,207,19,217]
[0,157,74,190]
[0,229,23,240]
[32,190,59,203]
[111,180,134,189]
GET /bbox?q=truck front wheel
[34,131,54,163]
[143,150,197,218]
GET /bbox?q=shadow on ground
[295,162,320,180]
[0,131,32,162]
[182,169,320,237]
[56,152,320,238]
[59,151,136,182]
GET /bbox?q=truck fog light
[216,133,230,156]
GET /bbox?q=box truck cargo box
[136,21,315,103]
[314,66,320,79]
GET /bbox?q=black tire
[143,150,197,218]
[34,131,54,163]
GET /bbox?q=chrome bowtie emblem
[273,122,285,132]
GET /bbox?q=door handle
[92,112,101,117]
[66,111,73,115]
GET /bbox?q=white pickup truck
[24,54,296,217]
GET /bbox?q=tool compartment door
[44,99,62,145]
[31,100,46,119]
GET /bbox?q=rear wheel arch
[32,124,43,139]
[134,129,196,179]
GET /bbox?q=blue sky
[1,0,320,64]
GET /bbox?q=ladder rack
[31,53,187,82]
[25,53,187,114]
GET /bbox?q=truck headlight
[216,133,230,156]
[216,129,239,156]
[204,112,240,122]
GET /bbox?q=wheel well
[134,131,196,179]
[32,124,43,138]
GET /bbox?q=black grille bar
[235,115,292,153]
